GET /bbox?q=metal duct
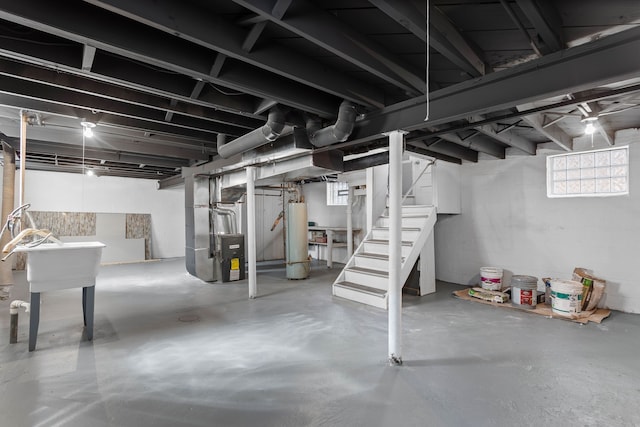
[217,108,286,158]
[343,151,390,172]
[308,101,357,147]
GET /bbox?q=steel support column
[387,130,405,365]
[246,166,257,299]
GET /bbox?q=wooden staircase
[332,204,437,309]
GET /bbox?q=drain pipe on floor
[9,300,29,343]
[217,107,286,158]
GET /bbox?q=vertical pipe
[1,142,16,287]
[246,166,257,298]
[346,185,354,258]
[388,130,405,365]
[9,313,18,343]
[18,111,27,209]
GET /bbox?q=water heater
[285,202,310,279]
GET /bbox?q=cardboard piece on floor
[452,288,611,324]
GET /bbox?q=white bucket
[480,267,503,291]
[550,280,583,316]
[511,275,538,309]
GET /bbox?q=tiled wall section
[15,211,151,270]
[126,214,152,260]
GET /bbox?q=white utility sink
[15,241,106,351]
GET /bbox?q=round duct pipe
[309,101,357,148]
[217,108,286,158]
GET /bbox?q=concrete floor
[1,258,639,427]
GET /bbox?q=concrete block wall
[434,144,640,313]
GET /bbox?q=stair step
[343,266,388,290]
[374,226,421,232]
[334,281,387,297]
[333,282,388,309]
[371,227,421,240]
[380,214,429,218]
[384,205,433,216]
[366,238,413,246]
[377,216,427,227]
[346,266,388,277]
[362,240,413,257]
[357,252,390,260]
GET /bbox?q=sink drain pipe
[9,300,29,343]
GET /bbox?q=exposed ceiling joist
[369,0,486,77]
[0,0,342,117]
[0,74,246,136]
[471,116,537,155]
[406,143,462,164]
[81,44,97,71]
[596,120,615,146]
[1,134,190,169]
[350,26,640,142]
[84,0,383,108]
[0,58,261,130]
[429,5,487,77]
[515,0,564,54]
[230,0,425,96]
[439,132,505,159]
[157,173,185,189]
[408,137,478,162]
[520,112,573,151]
[0,124,213,160]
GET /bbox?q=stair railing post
[386,130,406,365]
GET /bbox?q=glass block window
[326,181,349,205]
[547,146,629,198]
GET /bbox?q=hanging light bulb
[582,117,597,135]
[584,122,595,135]
[81,121,96,138]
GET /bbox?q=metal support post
[387,130,406,365]
[246,167,257,298]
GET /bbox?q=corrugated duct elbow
[309,101,357,147]
[217,107,286,158]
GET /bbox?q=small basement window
[547,146,629,198]
[326,181,349,206]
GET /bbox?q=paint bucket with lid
[480,267,503,291]
[550,280,583,316]
[511,275,538,309]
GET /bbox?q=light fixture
[86,169,95,177]
[81,121,96,138]
[582,117,597,135]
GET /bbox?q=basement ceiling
[0,0,638,181]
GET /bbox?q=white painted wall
[304,181,366,264]
[434,144,640,313]
[3,169,185,259]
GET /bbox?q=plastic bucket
[550,280,583,316]
[480,267,503,291]
[511,275,538,309]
